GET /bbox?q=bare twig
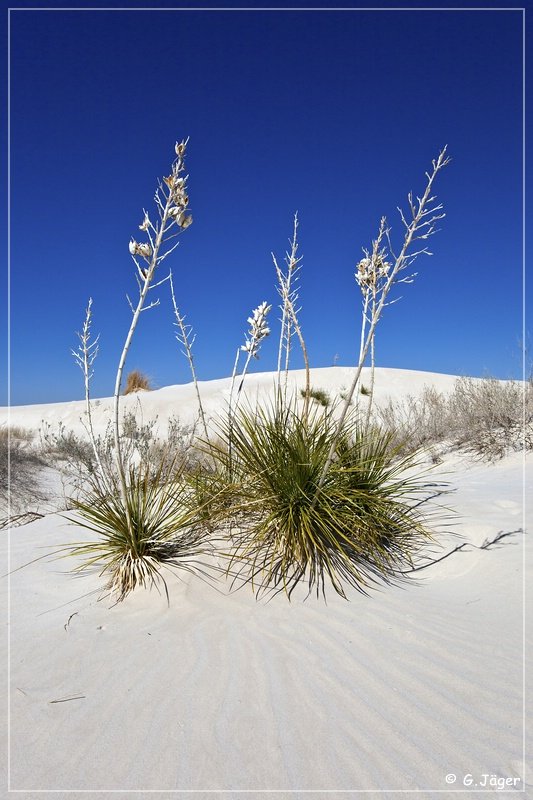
[169,270,208,442]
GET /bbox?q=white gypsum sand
[0,367,530,797]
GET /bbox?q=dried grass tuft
[124,370,152,395]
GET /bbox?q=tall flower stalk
[229,301,272,416]
[314,146,451,496]
[226,301,271,474]
[272,214,310,413]
[354,223,391,430]
[112,139,193,532]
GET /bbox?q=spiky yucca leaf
[201,398,441,599]
[63,453,215,602]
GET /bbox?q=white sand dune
[1,368,530,798]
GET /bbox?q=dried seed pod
[179,214,193,230]
[137,242,152,258]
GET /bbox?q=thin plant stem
[169,270,208,443]
[71,299,110,493]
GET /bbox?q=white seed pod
[139,213,150,231]
[179,214,193,230]
[129,239,138,255]
[137,242,152,258]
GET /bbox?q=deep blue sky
[5,5,527,405]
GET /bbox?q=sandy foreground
[0,368,531,799]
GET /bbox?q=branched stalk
[273,214,309,413]
[169,270,208,443]
[71,298,109,493]
[315,146,451,496]
[275,213,301,395]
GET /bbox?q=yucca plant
[63,453,215,602]
[201,396,440,599]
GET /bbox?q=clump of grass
[200,399,439,599]
[124,370,152,395]
[360,384,370,396]
[300,387,330,407]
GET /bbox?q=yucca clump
[64,454,213,602]
[200,397,438,599]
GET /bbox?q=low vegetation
[300,387,331,407]
[376,376,532,460]
[0,426,46,520]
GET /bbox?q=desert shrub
[375,386,450,456]
[360,384,370,396]
[63,452,214,602]
[300,387,330,407]
[41,414,200,491]
[448,376,531,457]
[40,421,96,472]
[124,369,152,395]
[0,426,45,513]
[0,425,33,442]
[199,399,438,599]
[375,376,532,460]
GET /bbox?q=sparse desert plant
[448,376,532,457]
[169,271,208,442]
[360,384,370,396]
[375,386,450,456]
[124,370,152,395]
[1,426,45,515]
[300,387,330,407]
[375,376,532,459]
[200,398,439,599]
[41,412,200,496]
[40,421,96,473]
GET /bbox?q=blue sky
[4,5,527,405]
